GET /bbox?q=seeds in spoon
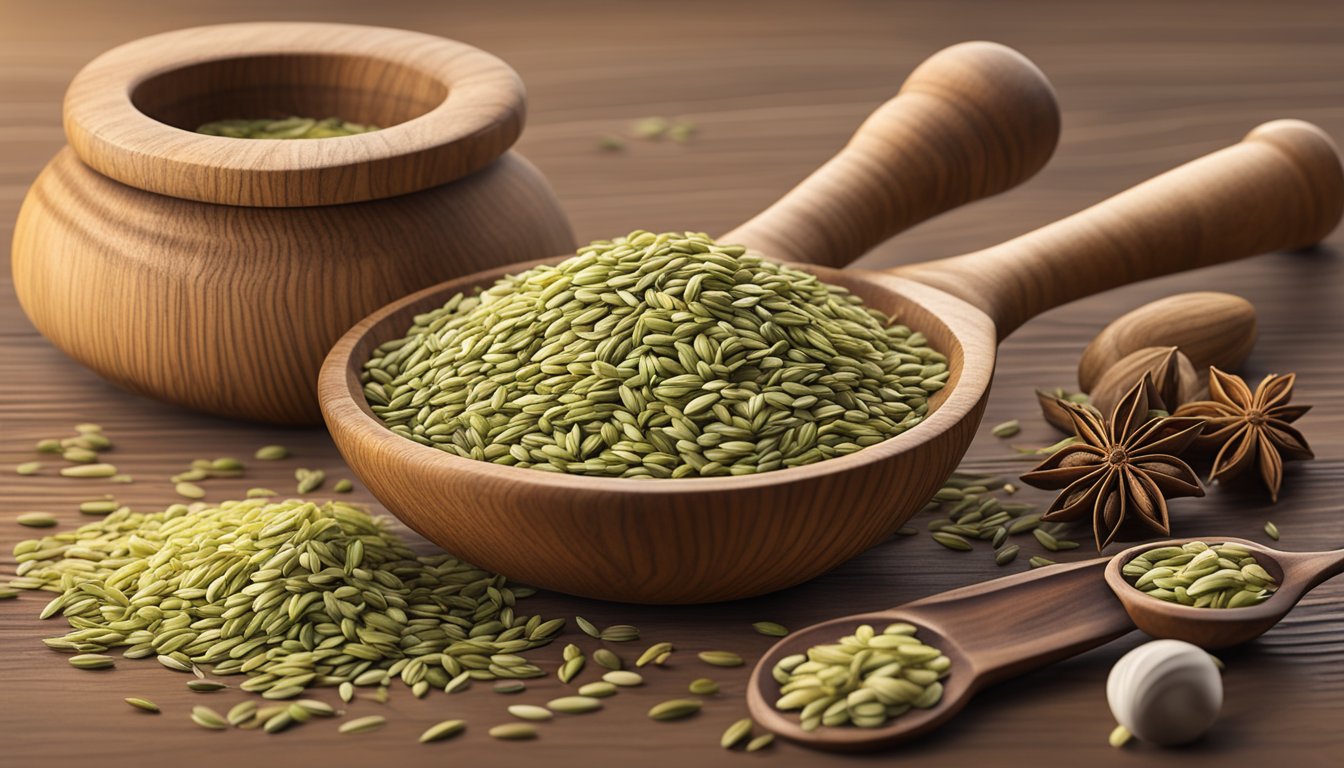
[1125,540,1277,608]
[772,622,948,730]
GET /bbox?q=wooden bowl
[321,116,1341,604]
[11,22,574,425]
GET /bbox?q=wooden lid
[63,22,526,206]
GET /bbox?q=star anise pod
[1020,374,1205,551]
[1173,367,1312,502]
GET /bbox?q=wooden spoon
[746,557,1131,751]
[320,117,1343,604]
[1105,536,1344,649]
[747,536,1344,751]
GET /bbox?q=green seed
[1109,723,1133,747]
[578,682,617,698]
[63,447,98,463]
[187,680,227,692]
[507,704,553,721]
[79,500,119,515]
[932,531,973,551]
[191,706,229,730]
[547,695,603,714]
[991,420,1021,438]
[339,715,387,734]
[157,655,193,673]
[721,717,753,748]
[16,512,57,528]
[489,723,537,740]
[125,697,160,713]
[36,439,62,453]
[593,648,621,670]
[1029,556,1057,568]
[1264,521,1280,541]
[636,642,673,667]
[69,654,115,670]
[60,463,117,478]
[633,116,670,139]
[263,711,294,733]
[333,479,354,493]
[247,487,278,498]
[1033,528,1061,551]
[648,698,701,721]
[255,445,288,461]
[198,117,378,140]
[603,670,643,687]
[227,701,257,725]
[296,469,325,494]
[559,655,585,684]
[746,733,775,751]
[420,719,466,743]
[16,461,42,475]
[175,482,206,500]
[600,624,640,642]
[110,474,134,484]
[597,135,625,151]
[698,651,744,667]
[575,616,600,637]
[689,678,719,695]
[752,621,789,637]
[994,544,1020,566]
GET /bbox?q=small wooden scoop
[749,538,1344,751]
[746,558,1131,751]
[1105,536,1344,649]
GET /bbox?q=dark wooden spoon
[745,557,1132,751]
[1104,536,1344,649]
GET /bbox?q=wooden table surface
[3,1,1342,766]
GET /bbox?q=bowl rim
[318,258,999,495]
[63,21,525,207]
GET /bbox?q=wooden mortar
[11,22,574,425]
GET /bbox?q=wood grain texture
[12,148,574,425]
[749,558,1135,750]
[65,22,530,206]
[1076,293,1258,392]
[722,41,1060,267]
[318,117,1341,605]
[1104,537,1344,650]
[893,120,1344,340]
[4,1,1344,766]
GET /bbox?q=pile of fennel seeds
[362,230,947,478]
[11,498,562,700]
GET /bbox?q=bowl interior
[326,256,997,492]
[131,53,448,131]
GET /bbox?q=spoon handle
[722,41,1058,267]
[1281,547,1344,592]
[893,120,1344,341]
[900,558,1133,684]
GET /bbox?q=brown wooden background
[2,1,1342,765]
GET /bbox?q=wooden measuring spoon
[320,118,1343,604]
[746,557,1131,751]
[1105,536,1344,649]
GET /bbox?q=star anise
[1021,374,1205,551]
[1173,367,1312,502]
